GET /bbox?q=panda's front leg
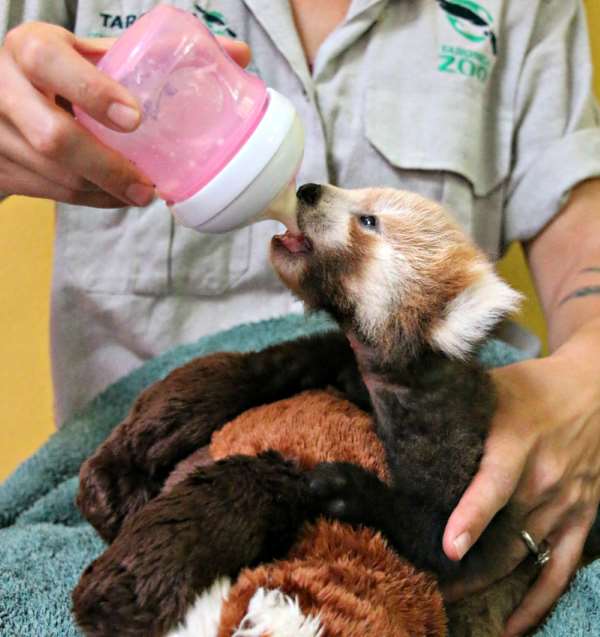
[308,462,460,578]
[73,451,310,637]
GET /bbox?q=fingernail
[107,102,140,131]
[453,532,472,560]
[126,183,155,207]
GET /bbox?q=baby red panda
[272,183,520,363]
[273,184,534,633]
[75,184,536,637]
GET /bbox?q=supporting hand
[443,352,600,636]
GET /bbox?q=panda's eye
[359,215,378,230]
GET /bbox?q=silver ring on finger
[520,529,551,566]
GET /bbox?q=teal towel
[0,313,597,636]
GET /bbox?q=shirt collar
[346,0,389,22]
[242,0,390,88]
[242,0,312,92]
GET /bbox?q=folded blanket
[0,313,597,636]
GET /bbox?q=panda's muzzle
[272,231,313,254]
[270,184,322,255]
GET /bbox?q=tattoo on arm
[559,286,600,306]
[558,267,600,305]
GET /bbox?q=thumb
[443,430,528,561]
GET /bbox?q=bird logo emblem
[436,0,497,56]
[194,4,238,38]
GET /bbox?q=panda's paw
[307,462,386,525]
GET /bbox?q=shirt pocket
[364,86,513,231]
[60,199,252,298]
[61,200,172,296]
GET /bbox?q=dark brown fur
[73,451,310,637]
[76,334,362,544]
[73,334,369,635]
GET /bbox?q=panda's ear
[429,266,522,359]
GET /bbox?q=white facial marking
[233,588,323,637]
[166,577,231,637]
[305,185,357,250]
[346,239,415,342]
[431,264,522,359]
[317,207,350,250]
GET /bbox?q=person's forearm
[526,178,600,352]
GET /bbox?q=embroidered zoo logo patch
[438,0,497,54]
[436,0,497,84]
[89,4,237,38]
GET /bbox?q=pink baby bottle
[75,4,303,233]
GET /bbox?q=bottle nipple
[259,182,300,234]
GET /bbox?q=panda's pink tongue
[280,231,311,253]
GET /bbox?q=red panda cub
[74,184,538,637]
[271,184,537,636]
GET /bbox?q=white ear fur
[430,266,522,359]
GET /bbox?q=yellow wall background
[1,3,599,481]
[0,197,54,480]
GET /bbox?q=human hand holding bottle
[0,22,250,207]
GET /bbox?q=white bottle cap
[169,88,304,233]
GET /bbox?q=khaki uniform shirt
[2,0,600,423]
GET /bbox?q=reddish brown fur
[210,389,388,481]
[210,391,445,636]
[219,520,446,637]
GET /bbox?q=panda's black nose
[297,183,322,206]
